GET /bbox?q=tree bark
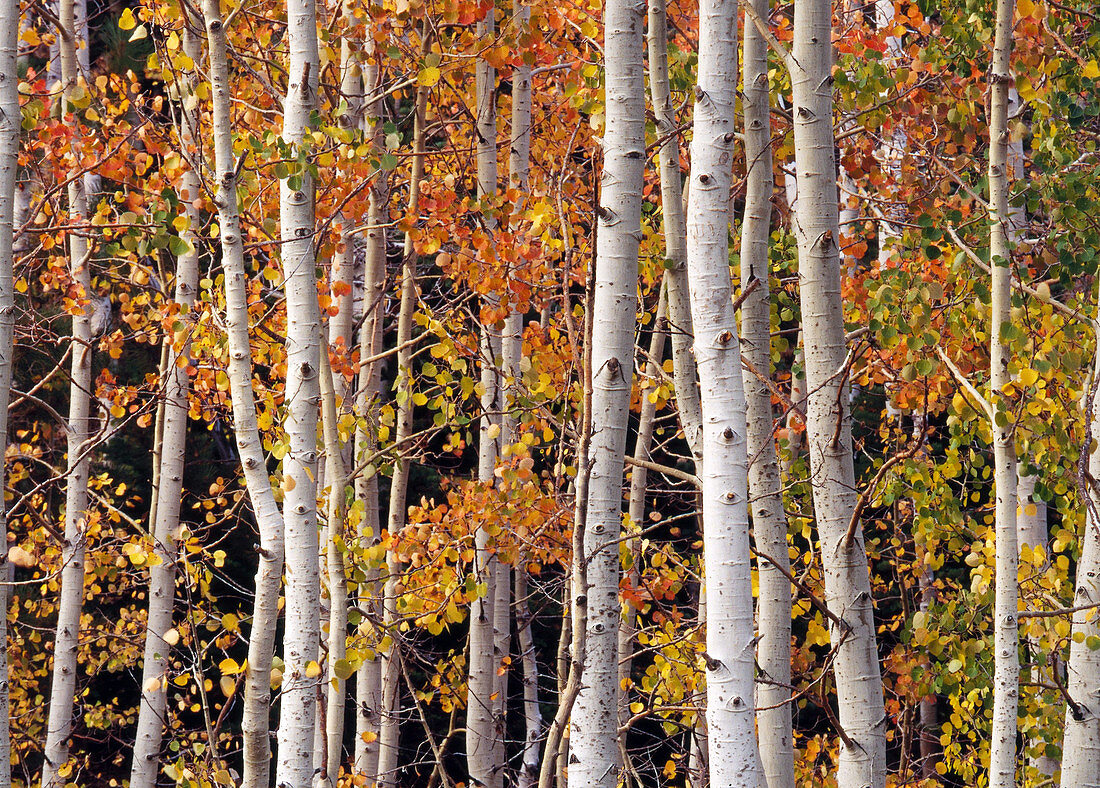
[41,2,93,782]
[789,0,887,781]
[987,0,1019,783]
[274,0,323,779]
[376,71,430,788]
[0,0,17,778]
[647,0,701,462]
[353,34,387,779]
[1062,301,1100,787]
[508,5,540,783]
[129,21,203,786]
[320,336,350,785]
[568,0,645,780]
[740,2,794,783]
[467,3,506,781]
[200,3,287,785]
[685,0,765,778]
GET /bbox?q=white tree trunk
[469,324,502,788]
[647,0,700,461]
[375,77,429,788]
[320,337,350,785]
[986,0,1019,783]
[353,40,386,779]
[467,4,506,780]
[0,0,17,778]
[619,283,666,723]
[274,0,323,781]
[200,3,287,785]
[874,0,906,266]
[568,0,645,779]
[1062,300,1100,787]
[740,3,793,784]
[1017,469,1055,780]
[789,0,887,781]
[508,14,540,782]
[41,3,93,782]
[129,22,203,786]
[685,0,765,779]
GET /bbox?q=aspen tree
[320,332,350,786]
[785,0,888,780]
[376,69,430,788]
[41,2,94,782]
[353,37,387,778]
[568,0,645,777]
[684,0,765,777]
[986,0,1019,783]
[647,0,700,460]
[508,3,541,781]
[129,20,202,787]
[620,283,666,723]
[200,1,287,783]
[274,0,323,778]
[740,0,793,782]
[467,1,505,780]
[0,0,16,777]
[1061,288,1100,787]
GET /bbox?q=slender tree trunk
[274,0,323,779]
[789,0,887,781]
[320,336,350,785]
[353,37,386,779]
[200,3,287,785]
[1018,469,1056,781]
[1062,283,1100,787]
[647,0,700,461]
[467,4,505,781]
[0,0,17,778]
[568,0,645,779]
[469,321,502,788]
[874,0,905,266]
[129,21,203,786]
[41,4,93,782]
[684,0,765,779]
[740,3,794,784]
[619,283,667,723]
[986,0,1019,784]
[376,74,430,788]
[508,8,541,784]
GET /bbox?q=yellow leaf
[119,8,137,29]
[1017,0,1035,16]
[1085,61,1100,79]
[219,657,242,675]
[1019,368,1039,387]
[221,613,239,632]
[166,31,180,50]
[162,627,180,646]
[129,24,148,42]
[417,66,441,87]
[219,675,237,697]
[305,660,323,678]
